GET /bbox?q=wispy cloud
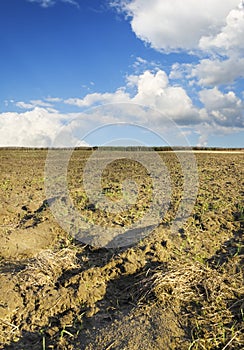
[62,0,79,7]
[27,0,79,8]
[16,99,52,109]
[16,101,35,109]
[45,97,63,103]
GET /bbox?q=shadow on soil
[3,223,243,350]
[207,227,243,267]
[0,261,27,274]
[3,258,166,350]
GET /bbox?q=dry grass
[17,248,79,286]
[143,260,244,349]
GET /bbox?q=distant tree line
[0,146,243,151]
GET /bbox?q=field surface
[0,149,243,349]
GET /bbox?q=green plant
[40,329,46,350]
[60,326,74,339]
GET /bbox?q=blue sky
[0,0,243,147]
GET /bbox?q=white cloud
[131,70,200,124]
[62,0,79,7]
[1,69,205,147]
[16,101,35,109]
[191,57,244,86]
[16,99,53,110]
[28,0,56,7]
[45,97,63,103]
[30,99,53,107]
[199,87,244,127]
[61,69,244,135]
[130,56,162,75]
[114,0,239,52]
[126,74,140,88]
[65,70,203,125]
[199,3,244,55]
[0,108,90,147]
[191,3,244,86]
[64,88,130,107]
[1,72,243,148]
[114,1,243,88]
[195,122,243,146]
[169,63,186,81]
[27,0,79,8]
[0,108,59,147]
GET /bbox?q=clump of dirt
[84,303,185,350]
[0,225,57,260]
[0,149,243,349]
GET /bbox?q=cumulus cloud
[0,108,59,147]
[166,2,244,88]
[0,69,203,147]
[193,3,244,86]
[61,68,244,144]
[114,0,243,88]
[131,70,200,124]
[65,70,202,125]
[1,69,242,147]
[113,0,239,52]
[1,1,242,148]
[169,63,188,81]
[0,108,89,147]
[63,68,244,131]
[195,122,243,147]
[199,87,244,127]
[191,57,244,86]
[199,2,244,55]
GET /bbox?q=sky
[0,0,243,147]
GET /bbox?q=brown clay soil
[0,149,243,349]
